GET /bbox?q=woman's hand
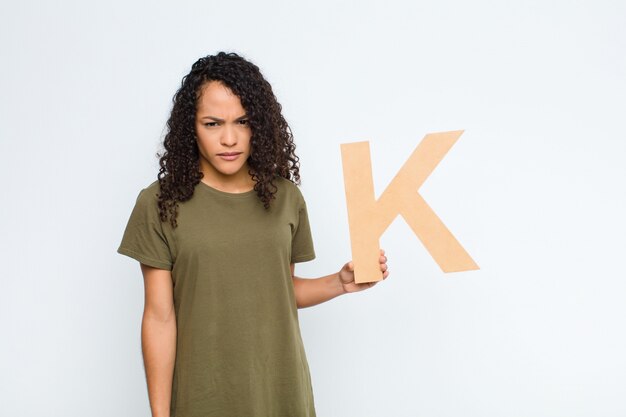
[338,249,389,294]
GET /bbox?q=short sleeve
[291,191,316,263]
[117,187,174,271]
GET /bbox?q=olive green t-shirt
[117,177,317,417]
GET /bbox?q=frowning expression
[195,80,252,183]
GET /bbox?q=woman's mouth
[217,152,242,161]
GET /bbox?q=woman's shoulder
[121,179,164,228]
[273,176,306,205]
[143,179,161,195]
[274,175,300,193]
[130,179,161,208]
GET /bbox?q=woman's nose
[221,125,237,146]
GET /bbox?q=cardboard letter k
[341,130,479,283]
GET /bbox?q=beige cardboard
[341,130,479,283]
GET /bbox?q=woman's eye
[239,119,249,125]
[204,122,218,127]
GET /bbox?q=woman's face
[194,80,252,187]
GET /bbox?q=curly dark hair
[155,51,301,228]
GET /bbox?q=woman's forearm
[292,273,346,308]
[141,312,177,417]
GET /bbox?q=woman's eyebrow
[200,114,247,122]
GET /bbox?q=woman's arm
[291,249,389,309]
[140,263,177,417]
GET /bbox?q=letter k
[341,130,479,283]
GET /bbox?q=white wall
[1,1,625,416]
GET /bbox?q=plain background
[1,1,625,416]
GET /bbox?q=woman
[117,51,389,417]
